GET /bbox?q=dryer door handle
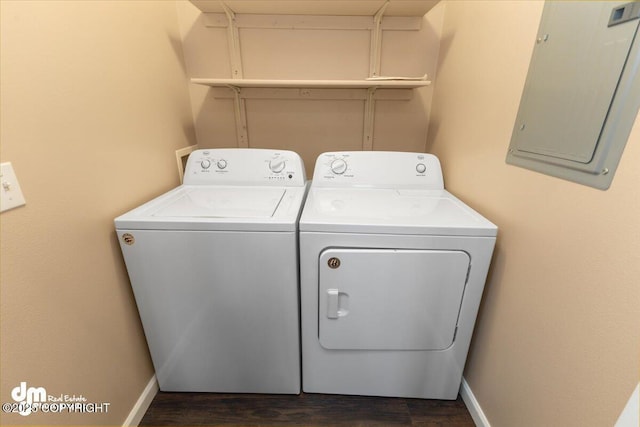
[327,289,340,319]
[326,289,349,319]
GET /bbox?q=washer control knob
[330,159,348,175]
[201,159,211,169]
[416,163,427,174]
[216,159,227,169]
[269,158,286,173]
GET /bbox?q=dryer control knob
[216,159,227,169]
[330,159,348,175]
[201,159,211,169]
[416,163,427,174]
[269,158,286,173]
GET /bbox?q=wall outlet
[1,162,26,213]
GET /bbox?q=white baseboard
[122,375,159,427]
[460,377,491,427]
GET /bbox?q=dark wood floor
[140,392,475,426]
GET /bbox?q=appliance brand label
[327,257,341,269]
[122,233,135,245]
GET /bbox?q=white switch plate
[1,162,26,213]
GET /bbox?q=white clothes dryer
[115,148,306,393]
[299,151,497,399]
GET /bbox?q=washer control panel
[184,149,306,187]
[313,151,444,189]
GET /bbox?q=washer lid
[115,184,307,232]
[300,188,497,237]
[152,187,285,219]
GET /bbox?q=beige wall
[176,1,445,176]
[429,1,640,426]
[0,1,195,425]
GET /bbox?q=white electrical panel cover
[507,1,640,189]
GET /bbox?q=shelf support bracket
[369,1,389,78]
[228,85,249,148]
[364,1,387,150]
[222,2,248,147]
[363,87,377,150]
[221,2,244,79]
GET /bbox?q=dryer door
[319,248,470,351]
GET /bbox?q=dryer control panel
[184,149,306,187]
[312,151,444,190]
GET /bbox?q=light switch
[1,162,26,213]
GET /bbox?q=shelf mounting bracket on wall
[364,1,388,150]
[221,2,243,79]
[229,85,249,148]
[363,87,377,150]
[221,1,248,147]
[369,1,389,78]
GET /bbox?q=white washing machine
[299,151,497,399]
[115,148,306,393]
